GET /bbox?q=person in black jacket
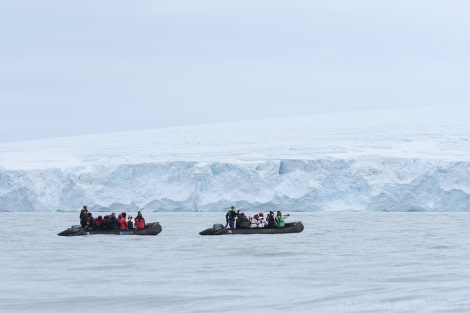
[101,215,111,230]
[84,212,96,230]
[266,211,276,228]
[225,206,238,229]
[236,212,250,229]
[79,206,88,227]
[127,215,134,229]
[109,212,119,230]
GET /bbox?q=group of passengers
[79,205,146,231]
[225,206,290,230]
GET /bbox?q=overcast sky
[1,0,469,142]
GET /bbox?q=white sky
[1,0,469,142]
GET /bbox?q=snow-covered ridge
[1,105,469,212]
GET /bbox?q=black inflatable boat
[199,221,304,235]
[58,222,162,236]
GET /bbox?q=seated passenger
[94,215,103,230]
[118,212,128,230]
[266,211,276,228]
[127,215,134,229]
[236,212,250,229]
[109,212,119,230]
[257,212,267,228]
[250,214,259,228]
[102,215,111,230]
[135,211,146,230]
[275,211,290,228]
[85,212,96,230]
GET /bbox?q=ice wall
[1,157,469,212]
[1,106,469,212]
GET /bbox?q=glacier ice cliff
[1,158,470,212]
[1,106,469,212]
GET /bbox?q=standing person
[135,211,146,230]
[225,206,238,229]
[275,211,290,228]
[267,211,276,228]
[80,206,88,227]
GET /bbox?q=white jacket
[258,216,267,228]
[250,216,259,228]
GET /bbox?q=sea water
[1,212,470,313]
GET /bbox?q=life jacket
[275,215,287,227]
[135,217,145,229]
[119,217,128,230]
[258,216,266,228]
[94,218,102,227]
[250,216,259,228]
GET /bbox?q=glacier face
[1,158,470,212]
[1,106,469,212]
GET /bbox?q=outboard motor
[57,225,83,236]
[199,224,226,235]
[212,224,225,233]
[70,225,82,233]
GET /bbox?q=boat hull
[199,221,304,235]
[57,222,162,236]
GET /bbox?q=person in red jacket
[94,215,103,230]
[118,212,128,230]
[135,211,146,230]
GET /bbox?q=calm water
[1,212,470,313]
